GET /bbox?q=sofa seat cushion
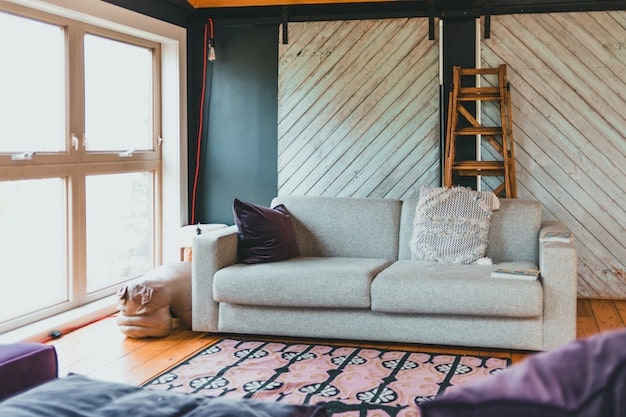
[371,260,543,318]
[214,256,392,308]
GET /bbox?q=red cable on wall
[191,18,214,225]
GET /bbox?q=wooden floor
[47,298,626,387]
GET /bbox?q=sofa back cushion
[399,198,542,263]
[485,198,542,263]
[271,195,402,261]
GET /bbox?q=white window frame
[0,0,187,339]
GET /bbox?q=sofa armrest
[539,221,577,350]
[191,225,239,332]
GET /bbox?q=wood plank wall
[481,11,626,298]
[278,18,440,199]
[278,13,625,299]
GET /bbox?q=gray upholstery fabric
[214,257,391,308]
[191,226,239,332]
[371,260,542,318]
[539,232,578,350]
[398,199,418,261]
[218,304,544,351]
[485,199,542,263]
[190,195,577,351]
[271,195,402,261]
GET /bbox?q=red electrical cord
[191,18,214,225]
[40,313,116,344]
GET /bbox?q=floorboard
[47,298,625,386]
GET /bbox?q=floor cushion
[117,261,192,338]
[419,328,626,417]
[0,343,58,401]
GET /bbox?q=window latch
[119,148,136,158]
[11,151,35,161]
[71,134,80,150]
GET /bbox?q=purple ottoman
[0,343,58,401]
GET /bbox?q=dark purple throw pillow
[419,328,626,417]
[233,199,299,264]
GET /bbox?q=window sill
[0,296,118,344]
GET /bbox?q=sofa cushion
[214,256,392,308]
[485,198,542,263]
[409,186,500,264]
[233,199,299,264]
[271,195,402,261]
[419,328,626,417]
[371,260,543,318]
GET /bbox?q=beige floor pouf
[116,261,191,338]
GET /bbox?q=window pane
[85,172,153,292]
[0,179,67,323]
[84,35,153,152]
[0,12,65,153]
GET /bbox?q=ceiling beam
[188,0,398,7]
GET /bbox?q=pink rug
[145,338,509,416]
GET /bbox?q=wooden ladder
[444,64,517,198]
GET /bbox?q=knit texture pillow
[410,186,499,264]
[233,199,300,264]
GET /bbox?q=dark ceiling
[110,0,626,26]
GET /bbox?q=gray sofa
[191,195,577,351]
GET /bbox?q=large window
[0,1,184,334]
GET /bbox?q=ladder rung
[460,87,500,94]
[458,87,502,101]
[459,68,501,76]
[452,161,505,176]
[458,93,501,101]
[455,127,503,135]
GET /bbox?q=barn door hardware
[428,0,436,40]
[282,7,289,45]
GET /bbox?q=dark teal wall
[191,24,279,225]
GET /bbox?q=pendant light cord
[191,18,214,225]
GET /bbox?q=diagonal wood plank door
[278,18,440,200]
[482,11,626,298]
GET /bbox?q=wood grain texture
[278,18,440,200]
[48,301,625,385]
[277,13,624,298]
[481,11,626,298]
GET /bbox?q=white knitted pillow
[410,186,500,264]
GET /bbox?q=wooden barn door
[482,11,626,298]
[278,18,439,199]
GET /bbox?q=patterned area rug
[145,338,509,416]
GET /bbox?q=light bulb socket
[208,38,216,62]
